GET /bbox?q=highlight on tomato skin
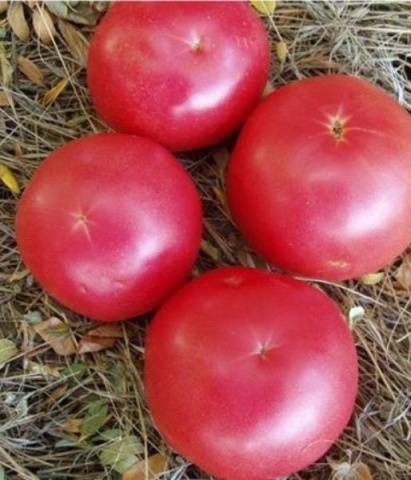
[15,133,202,322]
[87,1,270,152]
[145,266,358,480]
[227,74,411,281]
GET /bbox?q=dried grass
[0,1,410,479]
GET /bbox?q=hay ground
[1,1,411,479]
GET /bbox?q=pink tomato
[145,267,358,479]
[88,2,270,151]
[16,133,202,322]
[228,75,411,280]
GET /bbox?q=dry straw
[0,1,410,479]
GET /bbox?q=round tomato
[87,2,270,152]
[227,75,411,280]
[145,267,358,479]
[15,133,202,322]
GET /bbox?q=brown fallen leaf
[0,43,13,87]
[25,360,61,377]
[78,336,116,354]
[0,2,8,15]
[9,268,30,282]
[58,19,89,66]
[0,91,12,106]
[63,417,83,434]
[262,79,275,98]
[395,256,411,290]
[201,239,221,262]
[42,78,69,106]
[87,324,124,338]
[213,146,229,170]
[34,317,77,356]
[32,7,56,44]
[123,454,168,480]
[354,463,373,480]
[7,2,30,41]
[14,142,23,157]
[48,384,68,402]
[17,55,44,85]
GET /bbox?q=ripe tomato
[16,133,202,322]
[145,267,358,479]
[87,2,270,152]
[227,75,411,280]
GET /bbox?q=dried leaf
[7,2,30,41]
[46,1,100,25]
[100,435,143,474]
[262,79,275,98]
[0,90,12,106]
[25,1,40,9]
[33,317,77,356]
[32,7,56,44]
[45,1,68,19]
[49,384,68,402]
[213,146,229,170]
[14,142,23,157]
[354,463,373,480]
[42,78,69,106]
[81,400,110,436]
[58,19,88,66]
[201,239,221,262]
[0,338,18,367]
[349,306,365,327]
[276,41,287,62]
[0,43,13,86]
[250,0,276,16]
[395,256,411,289]
[0,164,20,193]
[123,454,168,480]
[78,335,116,354]
[87,324,123,338]
[0,2,8,15]
[63,418,83,433]
[9,268,30,282]
[360,272,384,286]
[17,55,44,85]
[25,360,60,377]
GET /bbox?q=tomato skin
[15,133,202,322]
[227,75,411,280]
[87,2,270,152]
[145,267,358,479]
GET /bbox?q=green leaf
[0,339,18,368]
[99,435,143,474]
[0,465,6,480]
[55,435,80,448]
[115,455,139,474]
[95,429,122,441]
[24,310,42,325]
[62,362,87,379]
[81,400,109,436]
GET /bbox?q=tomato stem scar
[191,37,203,51]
